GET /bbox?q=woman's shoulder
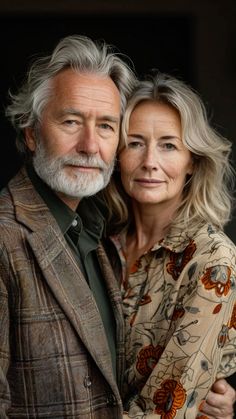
[193,223,235,247]
[188,223,236,265]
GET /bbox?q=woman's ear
[187,155,196,176]
[24,127,37,152]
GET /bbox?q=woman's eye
[127,140,143,148]
[162,142,176,150]
[130,142,141,147]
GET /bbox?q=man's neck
[54,190,80,211]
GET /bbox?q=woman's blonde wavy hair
[101,72,235,235]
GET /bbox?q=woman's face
[119,100,193,210]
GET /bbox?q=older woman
[102,73,236,418]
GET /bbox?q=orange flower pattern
[166,240,196,280]
[229,303,236,330]
[153,379,186,418]
[201,266,231,297]
[110,223,236,418]
[212,303,222,314]
[136,344,164,376]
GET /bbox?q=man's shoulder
[0,167,28,209]
[0,167,50,231]
[0,182,15,221]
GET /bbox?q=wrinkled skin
[199,379,235,419]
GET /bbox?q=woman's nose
[142,146,159,170]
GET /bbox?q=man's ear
[24,127,37,152]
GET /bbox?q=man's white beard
[32,141,115,199]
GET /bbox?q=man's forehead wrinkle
[74,90,117,105]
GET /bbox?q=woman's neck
[125,202,175,272]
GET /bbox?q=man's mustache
[59,155,110,170]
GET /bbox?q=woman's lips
[135,178,165,185]
[135,178,164,184]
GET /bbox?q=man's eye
[100,123,113,131]
[162,142,176,150]
[64,120,77,126]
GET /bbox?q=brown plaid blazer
[0,167,125,418]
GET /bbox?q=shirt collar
[153,227,193,253]
[111,225,193,255]
[77,196,105,240]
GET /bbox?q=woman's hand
[123,379,235,418]
[200,379,235,418]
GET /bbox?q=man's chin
[34,165,106,197]
[53,182,105,199]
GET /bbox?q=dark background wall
[0,0,235,394]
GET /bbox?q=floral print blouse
[110,223,236,418]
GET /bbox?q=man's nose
[75,125,99,155]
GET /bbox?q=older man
[0,35,135,418]
[0,35,234,418]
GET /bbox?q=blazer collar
[9,166,57,232]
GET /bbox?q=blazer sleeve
[0,244,11,417]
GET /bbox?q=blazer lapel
[97,244,125,391]
[9,168,119,395]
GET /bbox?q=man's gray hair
[6,34,137,155]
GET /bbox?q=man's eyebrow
[58,108,119,123]
[97,115,120,123]
[57,108,83,117]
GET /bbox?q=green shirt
[27,164,117,379]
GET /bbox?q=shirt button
[72,219,78,227]
[83,376,92,388]
[106,393,116,406]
